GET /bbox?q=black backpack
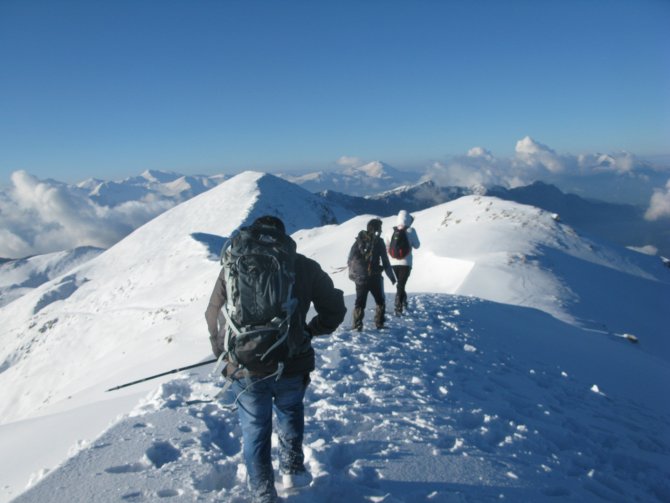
[220,224,298,374]
[388,226,411,259]
[348,230,375,282]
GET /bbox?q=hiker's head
[252,215,286,234]
[397,210,413,228]
[367,218,382,235]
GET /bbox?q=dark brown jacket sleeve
[300,256,346,336]
[204,267,227,357]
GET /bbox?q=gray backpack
[220,223,297,374]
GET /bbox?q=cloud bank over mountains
[1,137,668,259]
[0,170,224,259]
[424,136,662,192]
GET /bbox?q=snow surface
[0,171,668,502]
[0,247,103,308]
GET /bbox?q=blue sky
[1,0,669,183]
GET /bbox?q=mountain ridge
[279,160,422,196]
[319,180,670,258]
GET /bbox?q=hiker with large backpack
[385,210,420,315]
[205,215,346,503]
[347,218,396,331]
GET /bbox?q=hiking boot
[282,470,313,489]
[246,475,278,503]
[352,307,364,332]
[374,304,386,329]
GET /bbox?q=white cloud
[424,137,573,187]
[0,171,176,258]
[423,148,506,189]
[422,161,485,188]
[425,137,666,197]
[512,137,647,178]
[0,227,31,259]
[467,147,495,162]
[514,136,566,174]
[645,179,670,221]
[337,156,363,168]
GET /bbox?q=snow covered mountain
[295,196,668,340]
[0,246,104,308]
[0,174,668,502]
[320,180,670,258]
[0,171,352,416]
[280,161,422,196]
[488,181,670,258]
[319,180,473,217]
[0,172,353,306]
[79,169,227,207]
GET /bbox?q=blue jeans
[232,373,308,502]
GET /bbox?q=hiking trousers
[232,373,309,502]
[353,274,386,329]
[392,265,412,312]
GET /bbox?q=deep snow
[0,171,668,502]
[9,294,670,502]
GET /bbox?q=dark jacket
[205,253,346,377]
[347,230,396,285]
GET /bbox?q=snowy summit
[280,161,421,197]
[0,171,668,502]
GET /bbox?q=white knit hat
[396,210,412,227]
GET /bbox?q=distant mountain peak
[139,170,182,184]
[281,161,422,197]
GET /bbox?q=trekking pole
[105,358,218,392]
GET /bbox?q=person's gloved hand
[209,335,223,358]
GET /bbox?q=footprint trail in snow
[14,294,670,502]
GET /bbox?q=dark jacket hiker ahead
[347,218,396,331]
[204,216,345,503]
